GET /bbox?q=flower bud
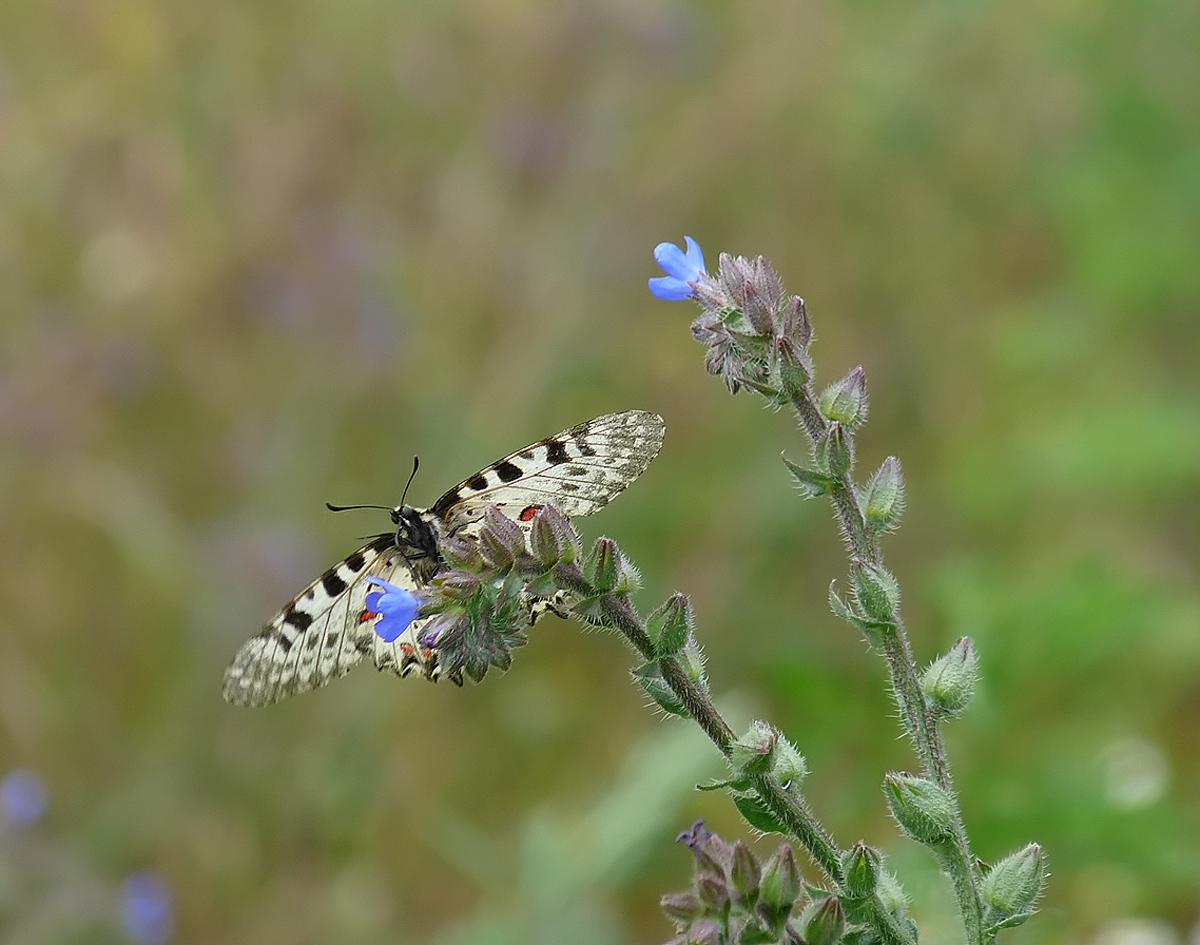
[778,295,811,349]
[758,844,801,931]
[588,538,619,592]
[440,536,485,572]
[685,918,722,945]
[660,891,705,925]
[851,560,900,622]
[982,843,1047,919]
[840,842,881,898]
[821,422,853,477]
[776,336,812,399]
[730,841,761,908]
[799,894,845,945]
[542,505,581,563]
[431,570,481,602]
[678,637,708,687]
[921,637,978,718]
[479,508,525,571]
[529,508,561,568]
[884,773,955,845]
[743,279,774,334]
[696,873,730,912]
[861,456,905,532]
[772,736,807,789]
[819,366,868,427]
[647,593,693,657]
[875,867,911,920]
[732,720,778,777]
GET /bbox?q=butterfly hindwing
[430,409,665,535]
[223,536,402,706]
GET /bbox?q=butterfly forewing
[430,409,666,535]
[224,409,665,705]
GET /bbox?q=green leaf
[732,791,789,834]
[783,454,834,498]
[631,661,688,717]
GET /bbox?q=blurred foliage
[1,0,1198,942]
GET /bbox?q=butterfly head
[391,505,440,560]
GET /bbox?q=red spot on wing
[519,504,543,522]
[398,642,415,656]
[421,648,435,660]
[359,610,379,623]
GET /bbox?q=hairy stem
[788,384,987,944]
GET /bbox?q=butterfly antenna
[325,502,394,513]
[401,456,419,506]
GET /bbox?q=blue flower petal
[648,275,694,300]
[364,577,421,643]
[650,236,706,300]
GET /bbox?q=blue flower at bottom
[364,577,421,643]
[649,236,707,300]
[122,871,173,945]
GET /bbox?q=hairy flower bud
[479,507,526,571]
[661,892,705,925]
[743,279,774,334]
[647,593,693,657]
[861,456,905,533]
[983,843,1047,921]
[758,844,801,932]
[778,295,811,348]
[821,422,853,478]
[851,560,900,622]
[819,367,868,427]
[588,538,619,592]
[440,536,485,572]
[776,336,812,399]
[684,918,721,945]
[841,842,881,898]
[884,773,955,845]
[799,895,845,945]
[922,637,978,718]
[696,873,730,912]
[732,720,778,777]
[730,840,761,908]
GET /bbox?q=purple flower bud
[122,871,173,945]
[364,578,421,643]
[742,279,773,334]
[660,891,705,924]
[1,769,48,826]
[650,236,707,300]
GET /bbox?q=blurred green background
[1,0,1199,942]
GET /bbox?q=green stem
[788,383,987,944]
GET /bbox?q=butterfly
[222,409,666,706]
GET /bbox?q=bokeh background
[2,0,1199,942]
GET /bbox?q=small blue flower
[676,819,713,858]
[649,236,707,300]
[1,769,48,826]
[122,871,173,945]
[364,577,421,643]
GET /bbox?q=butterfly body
[223,410,665,707]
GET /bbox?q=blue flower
[122,871,173,945]
[1,769,48,826]
[649,236,707,300]
[364,577,421,643]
